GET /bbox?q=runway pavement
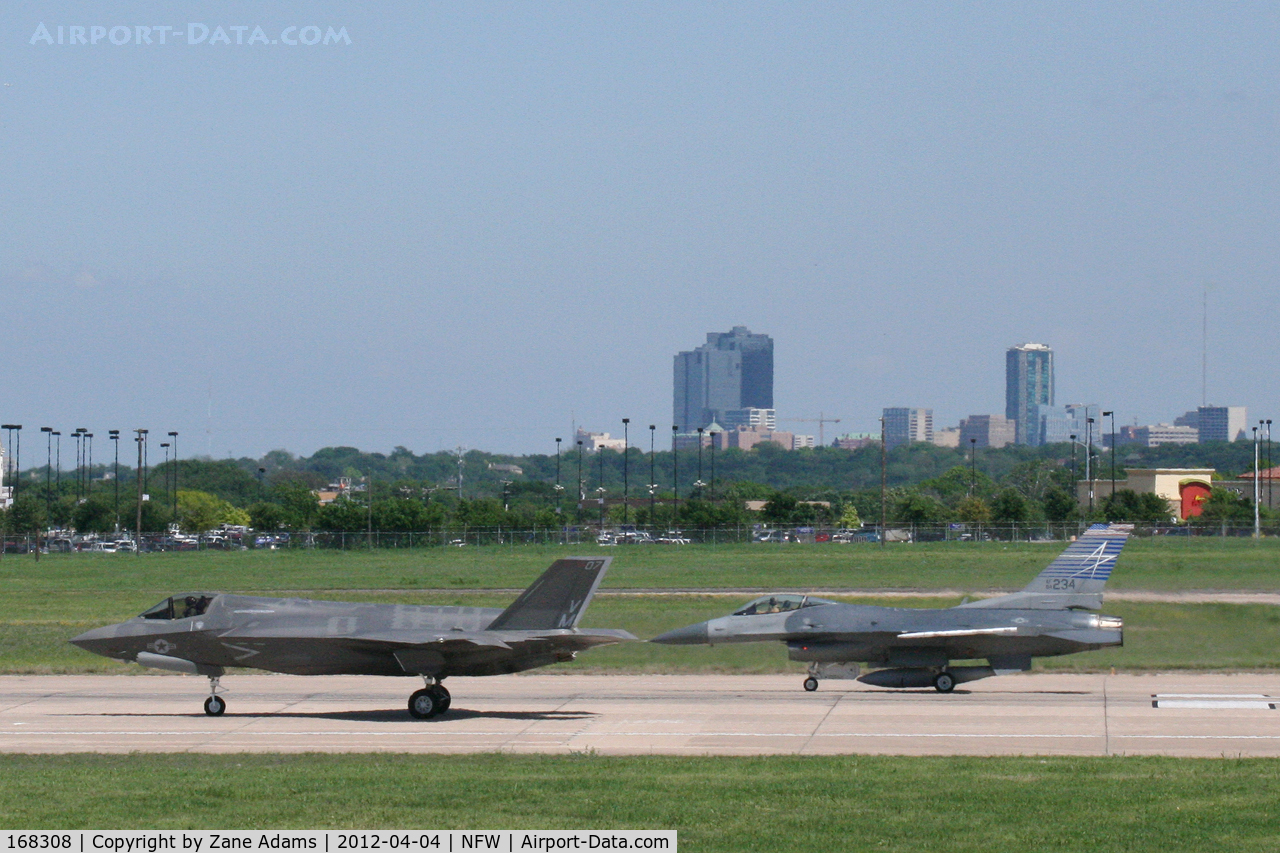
[3,673,1280,757]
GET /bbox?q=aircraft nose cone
[69,625,119,656]
[651,622,709,645]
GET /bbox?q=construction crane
[778,412,842,447]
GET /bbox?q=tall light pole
[621,418,630,525]
[671,426,680,531]
[161,443,171,510]
[1085,417,1095,516]
[1103,411,1115,505]
[1,425,22,502]
[141,430,149,497]
[554,437,563,515]
[108,431,120,531]
[1259,420,1269,512]
[694,427,705,497]
[648,425,656,525]
[1069,434,1077,486]
[13,425,20,501]
[1253,426,1261,539]
[134,429,145,550]
[709,430,718,501]
[969,437,976,496]
[576,439,584,517]
[85,433,93,499]
[41,427,52,521]
[597,445,606,526]
[74,428,87,501]
[882,418,889,549]
[53,431,61,501]
[71,428,83,501]
[1,425,17,504]
[169,431,179,521]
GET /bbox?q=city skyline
[2,5,1276,457]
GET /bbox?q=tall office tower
[1196,406,1248,442]
[882,407,933,450]
[673,326,774,432]
[1006,343,1054,445]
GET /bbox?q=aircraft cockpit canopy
[140,594,215,621]
[732,594,835,616]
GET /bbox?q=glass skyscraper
[673,326,774,432]
[1006,343,1054,445]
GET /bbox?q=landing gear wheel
[803,677,819,692]
[933,672,956,693]
[429,684,451,714]
[204,695,226,716]
[408,688,440,719]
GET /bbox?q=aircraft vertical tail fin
[486,557,613,631]
[957,523,1132,611]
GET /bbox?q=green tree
[956,495,992,524]
[177,489,248,533]
[1102,489,1172,524]
[72,495,118,534]
[1042,487,1078,523]
[1196,488,1253,525]
[7,494,47,534]
[892,492,950,524]
[373,498,430,532]
[271,482,321,529]
[991,488,1030,524]
[838,504,861,528]
[316,497,368,532]
[248,502,289,531]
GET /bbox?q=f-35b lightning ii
[71,557,633,718]
[652,524,1129,693]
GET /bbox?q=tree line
[1,439,1271,534]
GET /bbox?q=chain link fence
[5,520,1277,553]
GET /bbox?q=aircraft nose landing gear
[204,676,226,715]
[408,677,451,719]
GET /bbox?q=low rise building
[959,415,1016,449]
[575,429,628,452]
[930,428,960,448]
[836,433,879,450]
[1116,424,1199,447]
[883,407,933,450]
[1076,468,1214,520]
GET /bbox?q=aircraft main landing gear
[204,676,226,715]
[803,676,819,692]
[408,678,451,719]
[933,671,956,693]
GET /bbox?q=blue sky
[2,2,1276,459]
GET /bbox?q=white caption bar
[2,832,676,853]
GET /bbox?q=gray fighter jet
[71,557,633,718]
[652,524,1130,692]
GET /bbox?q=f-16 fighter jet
[71,557,633,718]
[652,524,1129,693]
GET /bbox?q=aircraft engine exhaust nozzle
[650,622,710,645]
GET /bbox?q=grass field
[1,537,1277,594]
[1,753,1277,851]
